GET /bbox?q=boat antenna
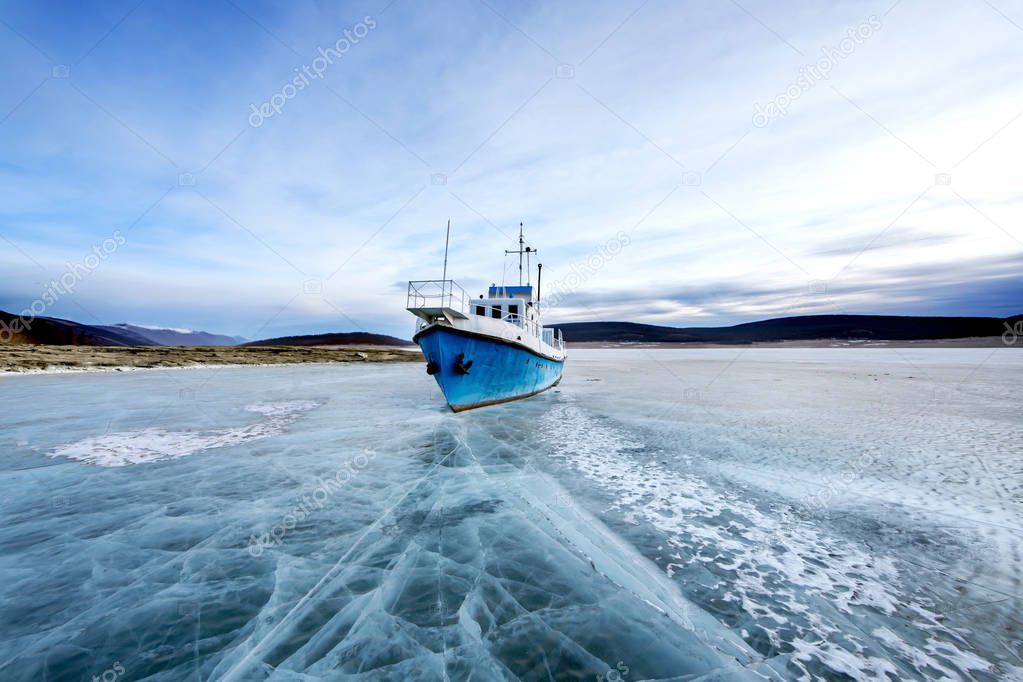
[441,219,451,281]
[504,222,538,288]
[505,222,525,287]
[537,263,542,311]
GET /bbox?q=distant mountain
[0,311,245,347]
[0,311,159,346]
[7,309,1016,349]
[1,309,404,349]
[100,323,245,346]
[243,331,410,347]
[552,314,1022,344]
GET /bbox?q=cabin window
[491,305,502,319]
[475,305,485,316]
[508,304,519,319]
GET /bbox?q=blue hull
[415,326,564,412]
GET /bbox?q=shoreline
[3,338,1015,375]
[0,345,422,374]
[566,336,1014,349]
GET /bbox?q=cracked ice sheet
[2,351,1020,680]
[210,422,771,681]
[529,348,1023,681]
[0,363,776,681]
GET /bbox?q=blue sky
[1,0,1021,339]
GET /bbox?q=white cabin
[407,280,565,361]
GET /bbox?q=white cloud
[1,0,1020,337]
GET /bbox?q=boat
[407,223,566,412]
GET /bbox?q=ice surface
[0,351,1020,681]
[49,401,322,466]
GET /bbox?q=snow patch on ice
[49,400,321,467]
[243,400,321,416]
[538,403,1008,681]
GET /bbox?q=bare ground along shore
[3,338,1014,373]
[0,345,422,373]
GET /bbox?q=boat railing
[500,314,565,352]
[407,280,469,314]
[499,311,525,329]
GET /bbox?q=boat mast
[518,223,523,286]
[504,222,537,289]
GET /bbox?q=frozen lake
[1,349,1021,681]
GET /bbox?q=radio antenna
[537,263,542,310]
[504,222,537,288]
[441,219,451,281]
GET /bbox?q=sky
[1,0,1021,340]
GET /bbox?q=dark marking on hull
[449,376,563,413]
